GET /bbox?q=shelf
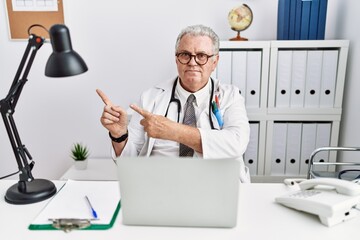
[219,40,348,182]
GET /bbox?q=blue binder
[277,0,286,40]
[294,0,303,40]
[288,0,297,39]
[317,0,328,39]
[279,0,327,40]
[308,0,320,40]
[277,0,291,40]
[300,0,311,40]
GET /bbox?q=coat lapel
[144,79,176,156]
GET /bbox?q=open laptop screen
[117,157,240,228]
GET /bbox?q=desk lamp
[0,24,88,204]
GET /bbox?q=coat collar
[144,77,220,156]
[154,77,220,92]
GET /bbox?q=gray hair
[175,25,219,55]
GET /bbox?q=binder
[277,0,286,40]
[304,50,323,108]
[299,123,317,175]
[217,51,232,85]
[246,51,262,108]
[308,0,320,40]
[277,0,291,40]
[29,180,121,231]
[290,50,307,107]
[320,50,338,107]
[317,0,328,39]
[313,122,331,172]
[276,50,293,108]
[288,0,297,40]
[232,51,247,97]
[244,122,259,175]
[285,123,302,175]
[300,0,311,40]
[294,0,303,40]
[271,123,287,175]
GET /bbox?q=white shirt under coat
[151,78,211,157]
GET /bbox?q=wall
[0,0,350,179]
[334,1,360,161]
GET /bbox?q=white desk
[60,158,118,180]
[0,180,358,240]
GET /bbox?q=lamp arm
[6,35,44,109]
[0,34,44,182]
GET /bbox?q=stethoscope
[164,77,216,130]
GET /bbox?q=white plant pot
[74,159,88,170]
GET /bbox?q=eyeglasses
[338,169,360,181]
[176,52,215,66]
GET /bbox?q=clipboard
[28,180,121,231]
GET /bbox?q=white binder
[290,50,307,108]
[320,50,338,107]
[285,123,302,175]
[314,123,331,172]
[217,51,232,85]
[276,50,293,107]
[245,51,262,108]
[244,122,259,175]
[304,50,323,107]
[271,123,287,175]
[299,123,317,176]
[232,51,247,98]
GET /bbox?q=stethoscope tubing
[165,77,215,130]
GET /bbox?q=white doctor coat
[115,77,251,183]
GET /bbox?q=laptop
[117,157,240,228]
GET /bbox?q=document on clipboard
[29,180,120,231]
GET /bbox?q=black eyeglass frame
[175,52,215,66]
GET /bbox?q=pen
[85,195,98,219]
[215,95,220,109]
[212,101,224,128]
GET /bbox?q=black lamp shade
[45,24,88,77]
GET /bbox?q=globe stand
[230,31,248,41]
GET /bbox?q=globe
[228,4,253,41]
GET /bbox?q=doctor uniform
[113,77,251,183]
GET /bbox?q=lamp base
[5,179,57,204]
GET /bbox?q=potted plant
[71,142,90,170]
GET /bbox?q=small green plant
[70,143,89,161]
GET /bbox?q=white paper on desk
[31,180,120,225]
